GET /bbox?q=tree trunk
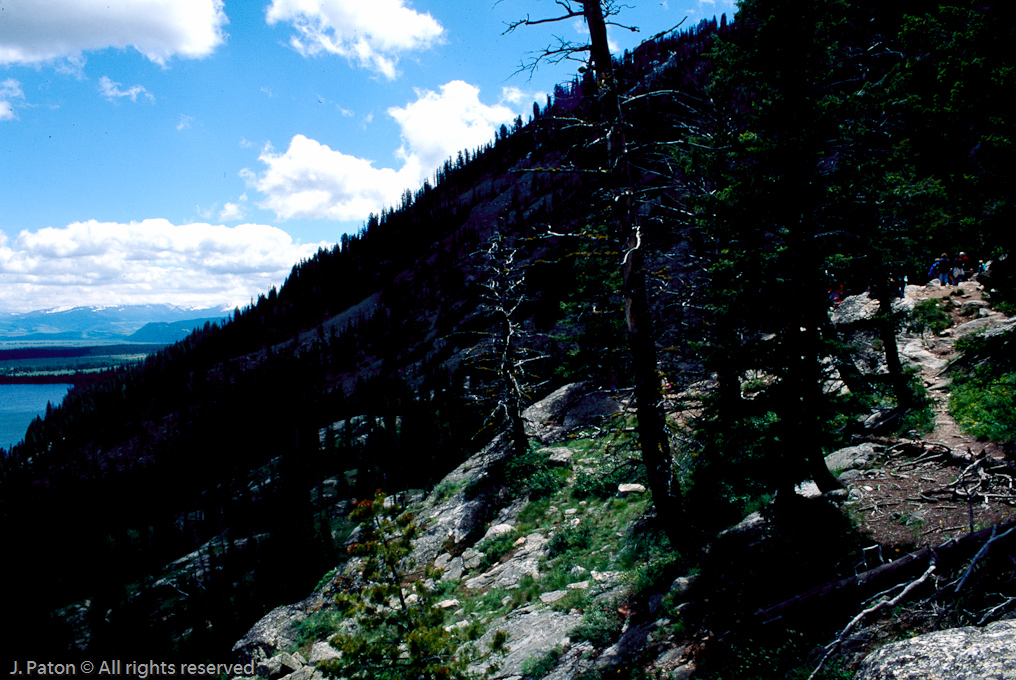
[755,518,1016,625]
[585,0,686,542]
[873,276,913,409]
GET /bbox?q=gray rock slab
[540,590,569,603]
[483,523,516,541]
[469,608,583,678]
[854,620,1016,680]
[442,556,464,582]
[234,601,315,664]
[523,382,621,443]
[901,339,949,372]
[307,641,341,664]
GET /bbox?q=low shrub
[908,299,952,334]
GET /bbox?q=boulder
[825,443,879,473]
[482,523,516,541]
[410,435,515,568]
[461,548,484,570]
[545,447,575,466]
[830,293,880,326]
[256,651,305,680]
[523,382,621,444]
[539,590,569,604]
[901,339,949,372]
[617,483,646,497]
[854,620,1016,680]
[441,556,465,582]
[953,314,1011,338]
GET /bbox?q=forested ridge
[1,0,1014,670]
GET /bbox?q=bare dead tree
[474,230,545,456]
[502,0,687,544]
[499,0,640,78]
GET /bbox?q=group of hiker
[827,250,986,306]
[928,252,982,286]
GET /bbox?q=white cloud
[242,135,413,222]
[1,79,25,121]
[265,0,443,79]
[219,195,248,222]
[243,80,528,222]
[0,219,328,313]
[389,81,516,171]
[0,0,227,67]
[99,76,154,102]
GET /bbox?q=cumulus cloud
[242,135,412,222]
[265,0,443,79]
[1,79,25,121]
[219,195,248,222]
[0,0,227,67]
[0,219,328,314]
[99,76,154,102]
[243,80,533,222]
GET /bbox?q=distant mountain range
[0,304,231,345]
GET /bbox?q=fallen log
[755,518,1016,625]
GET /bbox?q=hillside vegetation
[1,0,1014,673]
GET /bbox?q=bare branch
[605,21,639,33]
[502,10,583,35]
[809,558,938,680]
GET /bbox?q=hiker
[828,281,845,305]
[928,253,951,286]
[954,251,971,283]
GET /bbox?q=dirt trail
[845,280,1015,548]
[907,281,986,453]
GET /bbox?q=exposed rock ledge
[854,620,1016,680]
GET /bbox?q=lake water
[0,383,72,452]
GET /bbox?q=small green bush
[520,645,564,679]
[547,523,594,559]
[504,449,567,499]
[294,609,344,647]
[908,299,952,334]
[476,531,518,571]
[571,602,624,648]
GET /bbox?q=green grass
[948,331,1016,442]
[950,369,1016,441]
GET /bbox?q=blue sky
[0,0,735,315]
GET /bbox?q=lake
[0,383,72,452]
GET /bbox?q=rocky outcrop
[230,381,683,679]
[830,292,914,327]
[470,606,584,678]
[523,382,621,444]
[408,434,515,568]
[232,593,327,664]
[854,620,1016,680]
[464,532,549,590]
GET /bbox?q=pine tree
[321,494,506,680]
